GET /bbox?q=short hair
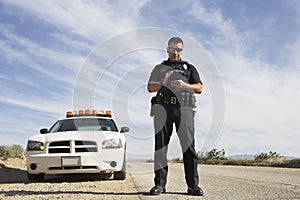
[168,37,184,46]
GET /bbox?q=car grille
[49,166,98,170]
[48,140,98,154]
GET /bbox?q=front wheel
[27,172,45,182]
[113,159,126,180]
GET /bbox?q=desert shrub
[271,159,300,168]
[198,149,228,164]
[170,157,183,163]
[223,159,257,166]
[255,151,281,161]
[168,149,300,168]
[0,145,24,159]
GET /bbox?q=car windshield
[49,118,118,133]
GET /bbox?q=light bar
[66,109,112,118]
[78,110,84,115]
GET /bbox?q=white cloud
[184,1,300,156]
[0,96,71,144]
[1,0,299,158]
[50,32,94,50]
[190,1,245,53]
[285,37,300,69]
[2,0,149,42]
[212,39,300,156]
[0,24,83,84]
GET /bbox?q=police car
[26,109,128,181]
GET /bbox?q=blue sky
[1,0,300,159]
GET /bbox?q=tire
[113,157,126,180]
[27,172,45,182]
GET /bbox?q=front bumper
[26,151,125,175]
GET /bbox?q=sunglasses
[167,47,183,53]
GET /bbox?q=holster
[150,96,158,117]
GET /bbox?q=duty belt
[163,96,177,105]
[171,97,177,104]
[157,93,196,107]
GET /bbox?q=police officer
[147,37,204,196]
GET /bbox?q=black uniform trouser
[153,104,199,188]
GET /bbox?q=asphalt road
[128,162,300,200]
[1,158,300,199]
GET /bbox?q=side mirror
[120,127,129,133]
[40,128,48,134]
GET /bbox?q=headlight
[102,138,122,149]
[27,140,45,151]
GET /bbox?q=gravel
[1,158,300,200]
[0,158,140,200]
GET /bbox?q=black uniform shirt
[148,59,202,95]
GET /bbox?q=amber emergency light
[66,109,112,118]
[78,110,84,115]
[66,111,73,117]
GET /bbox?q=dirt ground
[0,157,140,199]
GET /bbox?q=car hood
[28,130,124,144]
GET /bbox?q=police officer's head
[167,37,184,62]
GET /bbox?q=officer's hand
[171,80,186,88]
[162,71,173,85]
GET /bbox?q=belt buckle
[171,97,176,104]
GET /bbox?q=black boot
[149,186,166,195]
[187,186,204,196]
